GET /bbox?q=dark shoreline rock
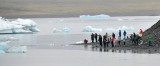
[142,20,160,46]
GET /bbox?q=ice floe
[76,41,83,44]
[6,46,27,53]
[82,26,102,32]
[53,27,71,33]
[80,14,110,19]
[0,41,27,53]
[0,17,40,33]
[106,26,134,32]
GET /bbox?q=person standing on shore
[148,35,152,46]
[111,37,114,47]
[106,37,110,47]
[118,36,121,46]
[133,32,136,45]
[91,33,94,43]
[95,33,98,42]
[98,34,103,47]
[112,32,115,39]
[119,30,121,37]
[123,37,126,45]
[123,30,127,37]
[118,30,121,46]
[103,35,107,48]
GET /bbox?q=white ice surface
[106,26,134,32]
[53,27,71,33]
[0,17,40,33]
[6,46,27,53]
[80,14,110,19]
[82,26,102,32]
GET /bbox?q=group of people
[90,30,128,48]
[87,29,151,48]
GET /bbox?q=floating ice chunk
[117,26,134,31]
[0,17,40,33]
[6,46,27,53]
[53,28,62,33]
[12,18,40,32]
[12,18,37,27]
[82,26,102,32]
[0,43,10,50]
[80,14,110,19]
[76,41,83,44]
[106,26,134,32]
[0,50,5,54]
[117,18,124,21]
[62,27,71,32]
[53,27,71,33]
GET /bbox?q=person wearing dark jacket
[123,30,127,37]
[91,33,94,43]
[98,34,103,47]
[103,35,107,48]
[119,30,121,37]
[112,32,115,39]
[95,33,98,42]
[133,32,136,45]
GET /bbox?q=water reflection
[85,45,160,54]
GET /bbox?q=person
[98,34,103,47]
[112,32,115,39]
[84,39,88,44]
[106,32,108,37]
[103,35,107,48]
[111,37,114,47]
[136,34,139,45]
[119,30,121,37]
[118,36,121,46]
[148,35,152,46]
[123,37,126,45]
[139,29,143,34]
[91,33,94,43]
[130,34,133,44]
[123,30,127,37]
[95,33,98,42]
[133,32,136,45]
[106,37,110,47]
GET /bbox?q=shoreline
[71,41,160,54]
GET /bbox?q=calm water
[5,16,158,49]
[0,16,160,66]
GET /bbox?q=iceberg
[0,43,10,50]
[0,17,40,34]
[0,50,5,54]
[53,27,71,33]
[12,18,40,32]
[0,42,27,53]
[6,46,27,53]
[76,41,83,44]
[82,26,102,32]
[106,26,134,32]
[80,14,110,19]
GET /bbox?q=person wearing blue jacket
[123,30,127,37]
[119,30,121,37]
